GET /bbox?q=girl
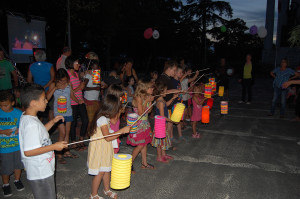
[152,82,178,163]
[127,78,155,172]
[191,83,206,138]
[47,68,78,163]
[66,56,89,151]
[106,84,125,153]
[88,94,131,199]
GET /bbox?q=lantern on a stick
[111,154,132,190]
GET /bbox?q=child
[191,83,206,138]
[126,76,135,113]
[152,83,178,163]
[0,90,24,197]
[106,84,125,154]
[150,70,158,85]
[19,84,68,199]
[127,78,155,172]
[13,87,22,110]
[47,69,78,164]
[87,94,131,199]
[83,60,102,132]
[66,56,89,151]
[181,67,200,121]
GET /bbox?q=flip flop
[141,163,155,170]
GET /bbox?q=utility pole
[67,0,71,48]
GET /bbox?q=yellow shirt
[243,63,252,79]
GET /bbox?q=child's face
[32,92,48,112]
[129,78,135,85]
[91,64,99,70]
[186,69,192,75]
[57,77,68,84]
[14,90,20,98]
[152,73,158,80]
[73,60,80,71]
[0,100,14,113]
[168,66,177,77]
[176,69,183,79]
[147,86,154,95]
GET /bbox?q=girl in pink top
[66,56,89,151]
[191,84,206,139]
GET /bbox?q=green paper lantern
[220,25,227,32]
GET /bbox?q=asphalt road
[5,78,300,199]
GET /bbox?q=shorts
[57,116,73,125]
[0,151,24,175]
[28,175,56,199]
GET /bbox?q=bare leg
[157,146,162,159]
[65,122,71,143]
[167,122,173,139]
[1,175,9,184]
[162,149,166,157]
[140,145,148,165]
[177,122,182,137]
[131,145,144,163]
[91,172,105,196]
[192,121,197,135]
[103,172,117,199]
[57,123,66,159]
[14,169,22,181]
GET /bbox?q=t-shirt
[181,78,191,101]
[243,63,252,79]
[157,73,176,107]
[0,59,15,90]
[0,108,22,153]
[29,61,53,91]
[84,73,100,101]
[272,67,295,88]
[56,55,67,70]
[19,114,55,180]
[172,78,182,104]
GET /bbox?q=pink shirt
[67,70,83,105]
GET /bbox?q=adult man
[56,46,71,70]
[0,49,18,90]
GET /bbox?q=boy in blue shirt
[0,90,24,197]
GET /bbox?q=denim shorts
[57,116,73,125]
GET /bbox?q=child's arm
[157,100,172,123]
[44,116,64,131]
[193,95,205,105]
[188,71,200,83]
[84,86,100,91]
[166,94,178,107]
[43,66,55,90]
[24,141,67,157]
[136,96,154,115]
[101,125,131,141]
[0,129,14,136]
[46,82,56,101]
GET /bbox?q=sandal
[90,194,104,199]
[57,157,67,164]
[103,189,118,199]
[163,155,174,160]
[64,152,79,159]
[156,157,169,163]
[141,163,155,170]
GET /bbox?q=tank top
[67,70,83,105]
[155,100,169,118]
[123,68,134,83]
[53,85,72,117]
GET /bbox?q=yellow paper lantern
[111,154,132,190]
[170,103,185,123]
[218,86,224,97]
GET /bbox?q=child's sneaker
[2,184,12,197]
[14,180,24,191]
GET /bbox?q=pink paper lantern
[144,28,153,39]
[249,25,258,35]
[154,115,166,138]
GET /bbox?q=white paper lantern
[152,30,160,39]
[258,26,267,38]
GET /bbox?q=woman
[120,58,139,86]
[238,54,253,104]
[269,58,298,118]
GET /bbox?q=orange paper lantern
[201,105,210,124]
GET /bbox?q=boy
[0,90,24,197]
[19,84,68,199]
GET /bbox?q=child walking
[0,90,24,197]
[87,94,131,199]
[47,69,78,164]
[152,83,178,163]
[127,79,155,172]
[191,83,206,138]
[19,84,68,199]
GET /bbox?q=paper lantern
[206,98,214,109]
[218,86,224,97]
[202,105,210,124]
[92,69,101,85]
[249,25,258,35]
[220,25,227,32]
[152,30,160,39]
[144,28,153,39]
[170,103,185,123]
[221,101,228,115]
[209,78,215,83]
[154,115,166,138]
[57,96,67,113]
[211,81,217,93]
[122,92,127,104]
[127,113,138,133]
[258,26,267,38]
[204,84,212,98]
[111,154,132,190]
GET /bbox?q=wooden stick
[153,90,183,97]
[67,101,156,146]
[190,68,210,74]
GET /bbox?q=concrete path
[6,78,300,199]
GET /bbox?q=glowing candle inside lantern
[154,115,166,138]
[202,105,210,124]
[122,92,128,104]
[220,101,228,115]
[218,86,224,97]
[127,113,138,133]
[111,154,132,190]
[204,84,212,98]
[92,69,101,85]
[170,103,185,123]
[57,96,67,114]
[206,98,214,109]
[209,77,215,83]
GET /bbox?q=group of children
[0,58,211,199]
